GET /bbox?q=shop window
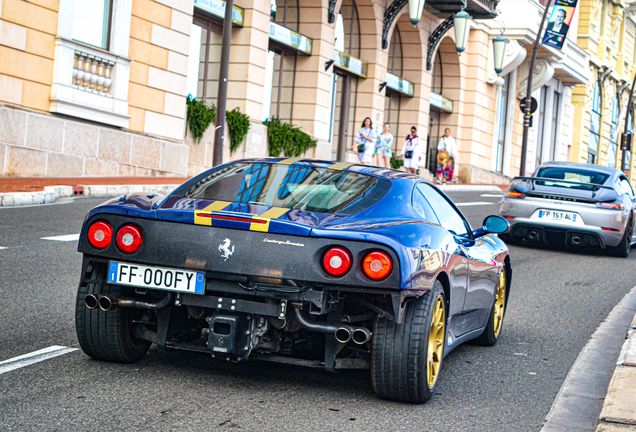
[589,80,602,164]
[608,93,619,168]
[494,74,511,173]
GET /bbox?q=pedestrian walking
[437,128,457,183]
[375,123,393,168]
[399,126,421,174]
[351,117,377,165]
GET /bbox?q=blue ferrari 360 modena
[75,158,512,403]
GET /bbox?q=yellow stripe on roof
[328,162,354,171]
[250,207,289,232]
[194,200,232,226]
[202,201,231,212]
[278,157,303,165]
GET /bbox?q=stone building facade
[571,0,636,180]
[0,0,605,183]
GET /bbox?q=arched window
[384,26,403,154]
[589,80,602,164]
[608,92,619,168]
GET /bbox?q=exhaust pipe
[85,293,173,312]
[335,327,352,344]
[572,235,582,246]
[85,294,99,310]
[352,327,372,345]
[293,307,371,344]
[528,230,538,241]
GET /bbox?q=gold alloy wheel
[493,270,507,337]
[427,296,446,389]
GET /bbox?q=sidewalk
[596,313,636,431]
[0,176,507,206]
[0,176,187,206]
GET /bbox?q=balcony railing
[73,51,115,96]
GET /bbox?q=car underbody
[78,256,421,371]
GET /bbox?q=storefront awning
[430,92,453,113]
[194,0,244,27]
[269,22,312,55]
[386,73,414,97]
[334,51,367,78]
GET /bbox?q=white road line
[41,234,80,242]
[0,247,6,250]
[455,201,495,207]
[0,346,78,375]
[480,194,504,198]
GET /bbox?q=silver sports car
[499,162,636,257]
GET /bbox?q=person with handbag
[375,123,393,168]
[351,117,377,164]
[399,126,421,174]
[437,128,457,183]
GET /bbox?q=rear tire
[75,262,151,363]
[607,220,632,258]
[371,281,446,403]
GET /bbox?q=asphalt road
[1,192,635,431]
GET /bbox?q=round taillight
[116,225,143,253]
[362,251,392,281]
[88,221,113,249]
[323,247,353,277]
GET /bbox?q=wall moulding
[487,40,527,86]
[517,58,555,100]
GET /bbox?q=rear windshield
[536,167,610,188]
[184,163,389,214]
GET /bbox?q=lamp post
[493,33,509,74]
[519,0,553,176]
[620,72,636,174]
[213,0,235,166]
[408,0,426,25]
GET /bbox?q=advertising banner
[541,0,577,50]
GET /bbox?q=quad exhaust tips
[84,293,172,312]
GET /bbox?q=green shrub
[226,107,251,154]
[185,95,215,143]
[264,117,317,157]
[390,155,403,170]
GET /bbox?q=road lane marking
[480,194,504,198]
[0,247,6,250]
[455,202,494,207]
[0,346,78,375]
[41,234,80,242]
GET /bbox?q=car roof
[233,157,422,181]
[536,161,624,177]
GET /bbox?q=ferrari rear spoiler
[509,176,617,202]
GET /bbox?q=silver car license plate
[108,261,205,294]
[538,210,579,223]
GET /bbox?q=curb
[541,285,636,432]
[596,314,636,431]
[0,184,178,207]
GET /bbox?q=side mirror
[473,215,510,238]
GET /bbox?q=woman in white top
[437,128,457,183]
[351,117,377,164]
[399,126,421,174]
[375,123,393,168]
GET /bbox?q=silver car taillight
[506,190,525,199]
[597,202,625,210]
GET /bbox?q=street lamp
[408,0,426,25]
[453,9,472,53]
[493,33,509,74]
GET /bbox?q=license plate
[538,210,579,223]
[108,261,205,294]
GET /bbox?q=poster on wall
[541,0,577,50]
